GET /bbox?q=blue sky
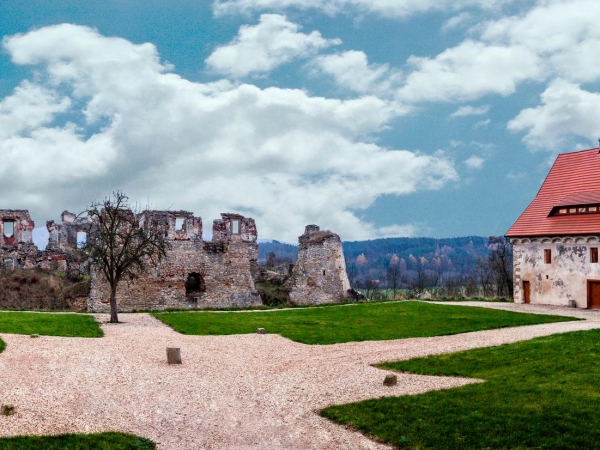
[1,0,599,242]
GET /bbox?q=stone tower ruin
[284,225,351,304]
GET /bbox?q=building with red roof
[507,148,600,307]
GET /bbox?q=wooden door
[588,281,600,308]
[523,281,530,304]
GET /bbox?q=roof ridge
[557,147,599,157]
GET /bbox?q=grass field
[322,328,600,449]
[153,301,576,345]
[0,312,103,353]
[0,432,155,449]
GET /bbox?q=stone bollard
[383,374,397,386]
[568,300,577,308]
[166,347,182,365]
[257,328,266,334]
[1,404,15,416]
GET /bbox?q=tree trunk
[109,283,119,323]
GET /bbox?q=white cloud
[480,0,600,82]
[450,104,490,117]
[474,119,491,128]
[397,40,542,103]
[507,79,600,151]
[0,24,457,241]
[0,81,71,139]
[312,50,403,96]
[442,12,473,31]
[213,0,515,18]
[205,14,340,77]
[464,155,485,169]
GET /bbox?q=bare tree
[359,278,380,300]
[476,258,495,298]
[487,236,513,298]
[84,192,169,323]
[346,262,358,289]
[386,262,403,299]
[441,273,463,298]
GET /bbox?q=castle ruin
[89,211,262,311]
[0,208,352,310]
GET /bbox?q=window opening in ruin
[544,249,552,264]
[322,270,326,276]
[175,217,185,231]
[185,272,205,300]
[231,219,240,234]
[76,231,87,248]
[592,247,599,263]
[3,220,14,238]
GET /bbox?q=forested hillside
[259,236,512,299]
[259,236,490,273]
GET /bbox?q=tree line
[260,235,513,300]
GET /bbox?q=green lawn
[153,301,576,345]
[0,312,102,354]
[0,432,155,449]
[322,328,600,449]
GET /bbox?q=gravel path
[1,303,599,449]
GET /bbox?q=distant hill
[258,241,299,263]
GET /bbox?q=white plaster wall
[512,236,600,307]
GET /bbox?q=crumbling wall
[46,211,92,251]
[88,211,262,311]
[1,207,353,311]
[0,210,34,247]
[284,225,351,305]
[0,210,38,269]
[512,236,600,307]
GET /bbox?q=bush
[255,281,290,307]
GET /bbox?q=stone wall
[47,211,92,251]
[0,209,77,272]
[88,211,262,311]
[511,235,600,307]
[0,210,34,248]
[1,207,353,311]
[284,225,351,305]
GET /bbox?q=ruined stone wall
[0,210,34,247]
[47,211,92,251]
[143,210,202,241]
[87,211,261,311]
[284,225,351,305]
[512,236,600,307]
[0,209,80,278]
[0,210,38,270]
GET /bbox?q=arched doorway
[185,272,205,302]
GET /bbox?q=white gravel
[1,302,599,449]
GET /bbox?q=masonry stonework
[47,211,92,251]
[88,211,262,311]
[511,236,600,307]
[284,225,351,305]
[0,207,351,310]
[0,210,81,272]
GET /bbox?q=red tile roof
[506,148,600,237]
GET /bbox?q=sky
[2,0,600,244]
